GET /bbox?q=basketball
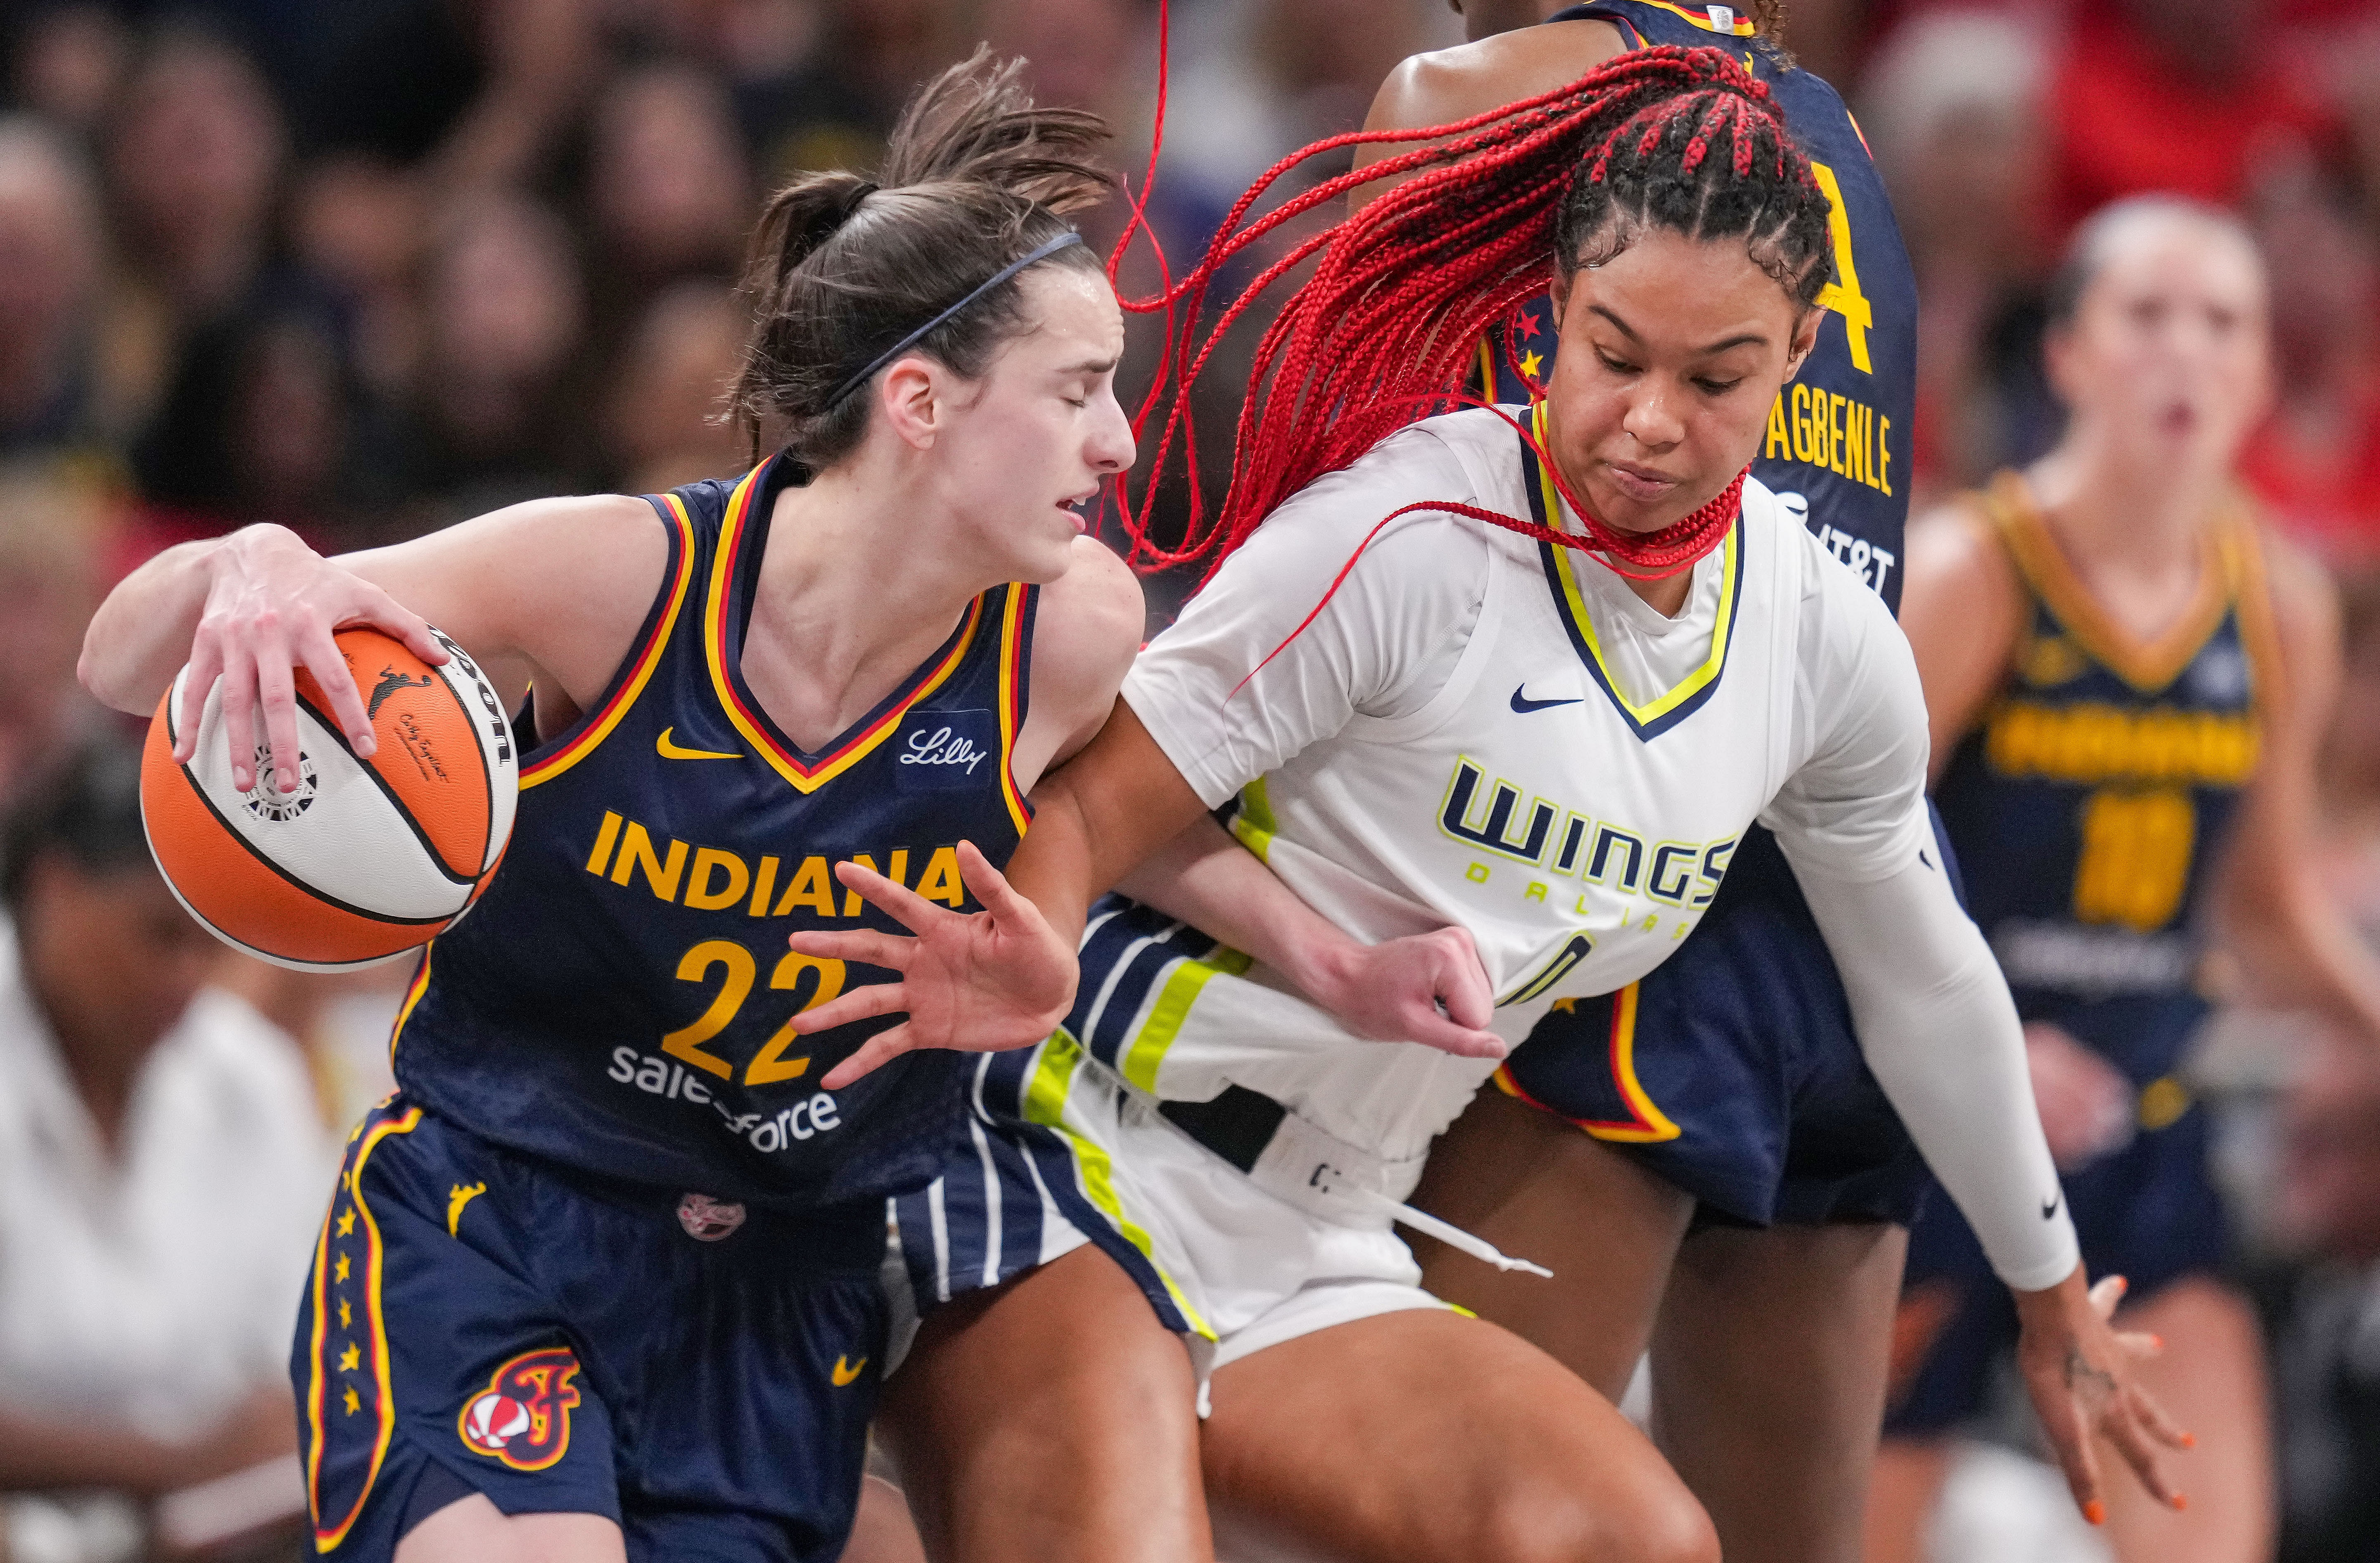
[140,626,519,972]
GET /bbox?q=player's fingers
[2115,1327,2162,1361]
[2102,1400,2181,1508]
[2089,1273,2129,1321]
[2038,1390,2105,1524]
[354,586,447,665]
[820,1026,914,1091]
[216,640,261,791]
[1398,1005,1506,1060]
[172,637,223,763]
[956,840,1043,929]
[788,929,911,972]
[2127,1380,2194,1452]
[790,981,909,1037]
[299,625,376,755]
[253,632,306,795]
[832,859,946,935]
[1433,943,1495,1031]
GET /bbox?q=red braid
[1108,45,1825,590]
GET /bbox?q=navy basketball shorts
[1494,817,1960,1229]
[1884,1000,2226,1438]
[294,1097,887,1561]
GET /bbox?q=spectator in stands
[583,59,750,345]
[5,5,130,140]
[0,468,101,807]
[2242,159,2380,568]
[603,277,745,495]
[0,733,331,1557]
[411,189,591,522]
[129,293,414,551]
[95,23,287,443]
[1858,8,2060,501]
[0,115,106,467]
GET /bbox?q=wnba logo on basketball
[457,1347,583,1470]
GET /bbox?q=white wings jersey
[1119,407,1932,1164]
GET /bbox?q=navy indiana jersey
[1933,473,2277,1080]
[390,453,1039,1212]
[1477,0,1918,610]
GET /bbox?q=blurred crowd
[5,0,2380,1558]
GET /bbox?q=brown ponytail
[726,48,1113,470]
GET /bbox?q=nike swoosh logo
[1920,849,1934,870]
[1510,685,1584,715]
[832,1354,868,1386]
[2041,1194,2061,1220]
[657,727,743,761]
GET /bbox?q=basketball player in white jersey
[788,48,2185,1561]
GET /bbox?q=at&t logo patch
[458,1347,583,1470]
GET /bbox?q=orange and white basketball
[141,626,519,971]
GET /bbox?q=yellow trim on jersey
[1980,471,2243,695]
[1624,0,1756,36]
[995,584,1033,836]
[519,497,699,790]
[1534,404,1741,727]
[1120,945,1254,1095]
[1230,776,1280,863]
[702,464,985,793]
[2228,516,2285,724]
[305,1105,422,1553]
[385,947,432,1070]
[1024,1031,1215,1338]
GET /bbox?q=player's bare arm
[78,495,664,794]
[1115,813,1504,1058]
[1349,20,1627,208]
[1009,533,1146,789]
[1899,499,2027,783]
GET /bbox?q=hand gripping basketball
[173,526,447,795]
[786,842,1078,1090]
[2015,1269,2193,1525]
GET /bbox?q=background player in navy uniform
[1875,198,2380,1563]
[76,56,1206,1563]
[1265,7,1990,1561]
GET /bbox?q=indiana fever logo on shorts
[457,1347,583,1471]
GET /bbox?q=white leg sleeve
[1788,846,2081,1293]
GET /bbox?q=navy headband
[821,231,1086,410]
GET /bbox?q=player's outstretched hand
[176,525,447,794]
[788,841,1076,1090]
[2014,1266,2191,1525]
[1298,924,1504,1060]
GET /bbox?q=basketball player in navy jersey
[78,56,1210,1563]
[1874,199,2380,1563]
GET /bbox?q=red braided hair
[1111,44,1832,587]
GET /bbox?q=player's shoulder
[1367,19,1627,133]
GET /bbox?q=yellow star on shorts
[335,1252,351,1283]
[1519,350,1545,382]
[343,1385,361,1416]
[339,1342,362,1373]
[336,1207,356,1238]
[339,1299,353,1329]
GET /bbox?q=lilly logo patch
[894,709,999,793]
[458,1347,583,1470]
